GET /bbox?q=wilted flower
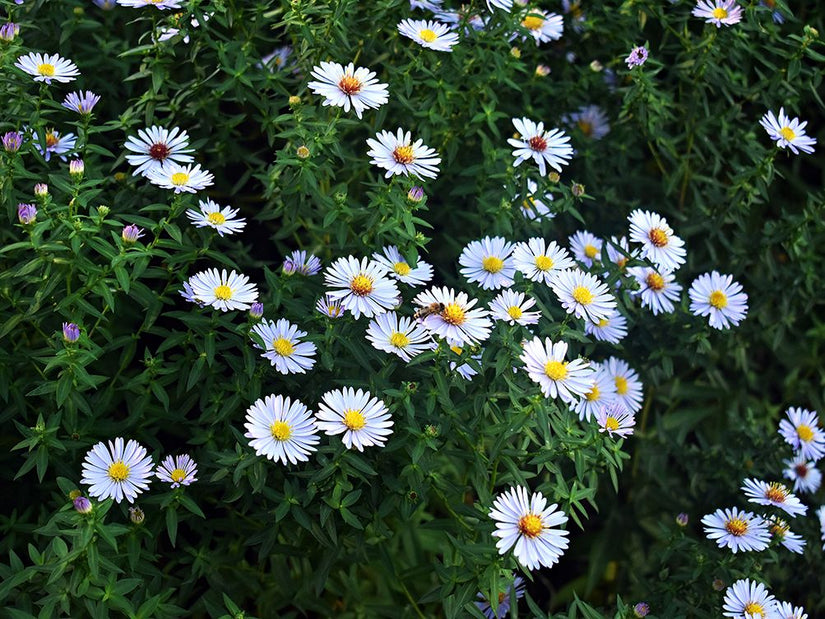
[62,91,101,115]
[296,145,310,159]
[17,203,37,224]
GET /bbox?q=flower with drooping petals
[186,199,246,236]
[596,401,636,438]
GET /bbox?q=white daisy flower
[366,311,433,361]
[316,293,345,318]
[778,407,825,462]
[117,0,183,8]
[413,286,493,347]
[307,61,389,119]
[316,387,393,451]
[517,179,555,221]
[775,601,808,619]
[244,394,320,465]
[603,357,643,413]
[459,236,516,290]
[187,268,259,312]
[595,402,636,438]
[741,478,807,518]
[569,230,603,268]
[124,125,194,177]
[760,108,817,155]
[155,454,198,488]
[489,290,541,326]
[552,269,616,323]
[147,162,214,194]
[782,456,822,494]
[722,579,779,619]
[627,266,682,315]
[584,311,628,344]
[15,52,80,84]
[627,209,686,273]
[564,105,610,140]
[519,337,594,404]
[574,362,617,421]
[508,117,573,176]
[486,0,513,12]
[688,271,748,330]
[450,346,482,380]
[397,18,459,52]
[34,128,76,162]
[185,199,246,236]
[366,128,441,180]
[372,246,433,286]
[512,238,575,285]
[251,318,317,374]
[324,256,400,319]
[693,0,743,28]
[519,8,564,45]
[767,516,806,554]
[80,437,154,504]
[488,486,569,571]
[701,507,771,553]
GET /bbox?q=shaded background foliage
[1,0,824,617]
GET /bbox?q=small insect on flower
[413,302,446,321]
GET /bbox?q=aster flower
[552,269,617,322]
[741,479,807,517]
[760,108,817,155]
[121,224,144,244]
[774,602,808,619]
[324,256,400,319]
[512,238,574,284]
[185,199,246,236]
[564,105,610,140]
[34,128,76,162]
[486,0,513,11]
[155,454,198,488]
[147,162,214,194]
[574,362,618,421]
[627,266,682,315]
[509,117,573,176]
[251,318,317,374]
[767,516,806,554]
[603,357,643,413]
[366,311,433,361]
[397,18,459,52]
[626,46,649,68]
[569,230,603,268]
[605,236,636,273]
[475,575,525,619]
[627,210,686,273]
[517,179,555,220]
[179,281,203,306]
[701,507,771,553]
[0,22,19,42]
[283,250,322,276]
[519,8,564,45]
[372,246,433,286]
[760,0,786,24]
[62,322,80,343]
[722,579,779,619]
[62,91,101,115]
[596,402,636,438]
[413,286,493,347]
[459,236,516,290]
[117,0,184,8]
[316,293,344,318]
[489,290,541,326]
[520,337,594,404]
[2,131,23,153]
[450,346,482,380]
[80,438,154,504]
[584,311,628,344]
[688,271,748,330]
[410,0,444,11]
[316,387,393,451]
[244,395,320,465]
[187,268,259,312]
[783,455,822,494]
[15,52,80,84]
[259,46,292,71]
[488,486,569,570]
[778,407,825,462]
[124,125,194,176]
[366,128,441,180]
[307,61,389,119]
[693,1,743,28]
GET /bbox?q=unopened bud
[129,506,145,524]
[296,145,310,159]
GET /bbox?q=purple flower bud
[62,91,101,116]
[676,512,689,527]
[0,22,20,42]
[62,322,80,342]
[17,203,36,224]
[34,183,49,198]
[282,258,298,275]
[249,302,264,319]
[73,496,92,513]
[625,46,649,69]
[2,131,22,153]
[633,603,650,618]
[69,159,84,179]
[122,224,144,244]
[407,186,425,203]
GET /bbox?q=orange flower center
[338,74,362,95]
[392,145,415,164]
[648,228,668,247]
[724,517,747,536]
[646,272,665,291]
[350,274,373,296]
[517,513,543,538]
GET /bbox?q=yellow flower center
[107,461,129,482]
[577,120,593,137]
[770,521,789,538]
[572,286,594,305]
[214,285,233,300]
[615,376,628,395]
[522,15,544,30]
[343,408,366,431]
[350,274,373,296]
[584,244,598,259]
[764,482,788,503]
[709,290,728,309]
[797,424,814,442]
[419,28,437,42]
[272,337,294,357]
[390,332,410,348]
[648,228,668,247]
[171,172,190,186]
[207,212,226,225]
[597,318,609,327]
[544,360,568,381]
[38,63,56,77]
[170,468,187,483]
[711,7,728,19]
[586,385,600,401]
[392,145,415,164]
[646,272,665,291]
[780,126,796,141]
[270,421,291,441]
[517,513,543,538]
[744,603,764,616]
[605,416,620,431]
[482,256,504,273]
[393,262,411,276]
[450,345,463,355]
[724,517,748,536]
[337,74,362,95]
[442,303,466,325]
[534,255,553,271]
[522,197,535,211]
[507,306,523,320]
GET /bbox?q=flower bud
[62,322,80,343]
[34,183,49,198]
[424,424,439,438]
[97,205,110,218]
[676,512,689,527]
[535,64,551,77]
[122,224,144,244]
[407,186,425,203]
[0,22,20,42]
[633,602,650,618]
[69,489,82,500]
[73,496,92,514]
[2,131,22,153]
[129,506,145,524]
[509,47,521,59]
[589,60,604,72]
[571,183,585,197]
[712,578,725,592]
[17,203,37,224]
[547,172,560,183]
[288,95,301,106]
[249,302,264,319]
[69,158,84,180]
